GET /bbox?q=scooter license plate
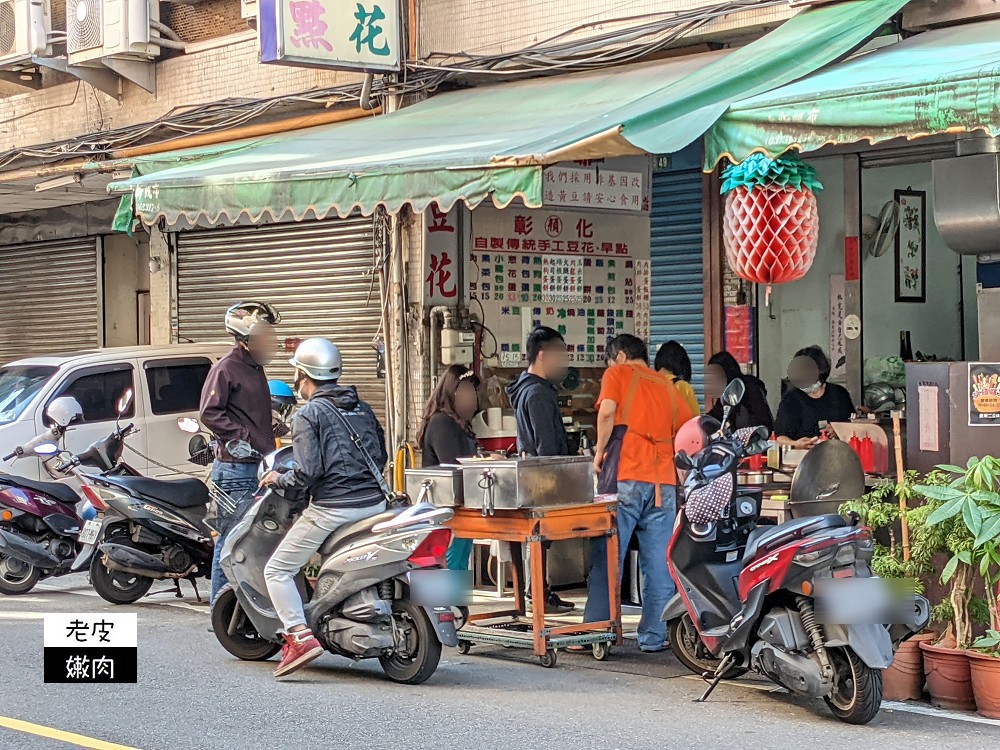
[78,520,102,545]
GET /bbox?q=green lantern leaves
[721,152,824,195]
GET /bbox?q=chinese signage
[44,613,137,683]
[541,157,651,213]
[725,306,753,366]
[468,206,650,365]
[829,274,846,379]
[969,363,1000,427]
[259,0,401,72]
[423,203,462,306]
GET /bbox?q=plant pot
[883,633,936,701]
[920,641,976,711]
[968,651,1000,719]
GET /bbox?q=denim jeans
[264,501,386,631]
[583,481,677,650]
[209,461,259,606]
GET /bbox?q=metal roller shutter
[649,169,705,402]
[0,237,101,363]
[174,218,384,418]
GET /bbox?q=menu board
[468,205,650,366]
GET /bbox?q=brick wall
[0,37,363,152]
[161,0,247,44]
[417,0,795,58]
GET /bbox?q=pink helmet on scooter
[675,415,721,460]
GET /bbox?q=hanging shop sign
[467,205,650,366]
[259,0,402,72]
[725,306,753,366]
[829,274,846,379]
[423,204,463,306]
[969,363,1000,427]
[541,157,652,214]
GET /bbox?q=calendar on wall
[467,205,651,366]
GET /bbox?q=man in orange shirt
[583,334,693,652]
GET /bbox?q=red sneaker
[274,629,324,678]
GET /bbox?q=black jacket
[421,412,477,467]
[275,383,387,508]
[199,345,274,462]
[708,375,774,434]
[505,372,569,457]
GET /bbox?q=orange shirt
[597,362,694,486]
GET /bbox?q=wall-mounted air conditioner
[65,0,158,66]
[0,0,51,67]
[241,0,256,22]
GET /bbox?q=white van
[0,344,231,481]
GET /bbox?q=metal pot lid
[789,440,864,507]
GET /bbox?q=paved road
[1,579,998,750]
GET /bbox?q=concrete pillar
[148,228,174,345]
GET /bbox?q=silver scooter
[212,441,459,684]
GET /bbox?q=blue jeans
[583,481,677,650]
[209,461,259,606]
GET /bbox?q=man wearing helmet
[260,337,388,678]
[200,301,281,608]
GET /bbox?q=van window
[57,368,135,423]
[145,361,211,415]
[0,366,57,425]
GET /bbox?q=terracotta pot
[968,651,1000,719]
[883,633,935,701]
[920,641,976,711]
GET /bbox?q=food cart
[406,456,621,668]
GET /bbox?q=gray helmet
[289,337,342,381]
[225,301,280,341]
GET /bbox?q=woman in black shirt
[706,351,774,433]
[417,364,481,569]
[775,346,855,449]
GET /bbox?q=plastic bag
[864,356,906,388]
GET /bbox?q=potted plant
[841,472,935,701]
[918,457,1000,712]
[970,622,1000,719]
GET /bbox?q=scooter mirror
[187,435,209,457]
[46,396,83,428]
[117,388,134,415]
[722,378,745,407]
[35,443,60,456]
[177,417,200,434]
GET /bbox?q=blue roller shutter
[649,169,705,404]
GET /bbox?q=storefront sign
[467,206,649,365]
[724,306,753,366]
[423,204,462,306]
[969,363,1000,426]
[844,236,860,282]
[917,383,939,452]
[259,0,402,72]
[829,274,846,379]
[541,157,651,214]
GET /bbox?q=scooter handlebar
[2,451,14,461]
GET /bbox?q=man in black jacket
[261,337,387,678]
[505,326,575,614]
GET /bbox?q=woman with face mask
[417,364,481,570]
[775,346,855,449]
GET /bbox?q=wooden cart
[447,500,621,668]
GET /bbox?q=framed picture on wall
[894,189,926,303]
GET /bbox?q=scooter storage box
[458,455,594,512]
[404,466,464,507]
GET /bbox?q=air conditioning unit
[65,0,158,66]
[241,0,256,22]
[0,0,52,67]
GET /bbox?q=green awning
[706,18,1000,169]
[113,0,906,229]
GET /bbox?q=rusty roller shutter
[0,237,101,364]
[174,218,385,419]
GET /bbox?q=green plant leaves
[941,555,959,584]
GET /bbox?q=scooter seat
[319,509,399,556]
[743,514,847,564]
[0,474,81,506]
[99,476,209,509]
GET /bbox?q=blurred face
[537,343,570,383]
[705,363,728,399]
[247,323,279,366]
[454,380,479,421]
[788,356,822,396]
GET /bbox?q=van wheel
[0,553,39,595]
[380,600,441,684]
[669,614,748,679]
[89,552,154,605]
[211,588,281,661]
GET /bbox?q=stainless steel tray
[458,455,594,515]
[404,466,464,507]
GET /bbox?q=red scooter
[662,380,929,725]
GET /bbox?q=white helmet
[225,301,281,341]
[289,338,342,381]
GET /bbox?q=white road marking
[27,582,209,614]
[0,612,45,620]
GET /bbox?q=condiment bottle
[860,435,875,474]
[767,433,781,470]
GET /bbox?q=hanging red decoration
[721,153,822,286]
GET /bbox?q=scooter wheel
[89,551,154,605]
[668,615,748,680]
[0,554,39,595]
[211,588,281,661]
[825,647,883,725]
